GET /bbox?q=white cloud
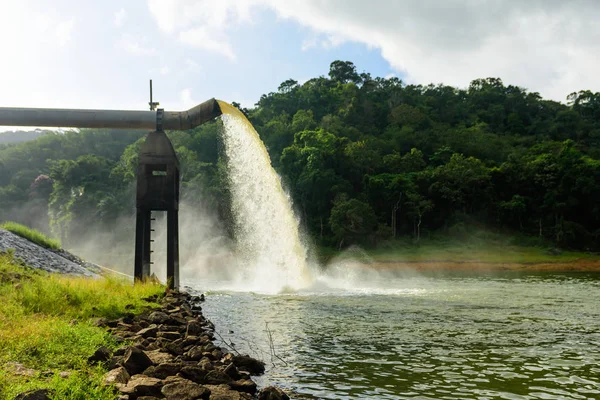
[146,0,260,61]
[179,27,236,61]
[262,0,600,100]
[301,37,317,51]
[148,0,600,101]
[118,33,157,56]
[180,88,196,108]
[114,8,127,27]
[56,19,75,47]
[185,58,201,71]
[160,66,170,75]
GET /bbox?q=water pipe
[0,98,223,131]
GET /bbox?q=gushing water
[216,101,310,292]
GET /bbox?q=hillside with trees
[0,61,598,253]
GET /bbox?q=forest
[0,61,599,253]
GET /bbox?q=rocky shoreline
[92,290,289,400]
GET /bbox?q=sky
[0,0,599,131]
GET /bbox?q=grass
[319,231,600,264]
[0,253,164,400]
[1,222,61,250]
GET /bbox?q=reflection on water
[189,273,600,399]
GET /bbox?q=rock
[204,384,253,400]
[181,335,200,347]
[122,346,154,375]
[186,321,203,337]
[212,349,224,360]
[87,346,112,364]
[198,357,214,371]
[107,356,124,370]
[143,362,183,379]
[223,363,241,380]
[204,369,232,385]
[257,386,290,400]
[145,350,175,364]
[142,294,159,302]
[158,331,182,341]
[112,335,126,344]
[232,355,265,375]
[119,375,162,397]
[14,389,53,400]
[179,366,208,383]
[137,324,159,338]
[161,378,211,400]
[114,347,128,357]
[58,371,71,379]
[164,342,184,356]
[93,317,109,327]
[6,362,37,377]
[186,346,205,361]
[102,366,130,386]
[148,311,169,324]
[229,379,257,394]
[137,397,161,400]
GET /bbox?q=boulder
[144,350,174,365]
[158,331,182,341]
[161,378,210,400]
[14,389,52,400]
[179,366,208,383]
[222,363,241,380]
[229,379,257,394]
[87,346,111,364]
[186,346,204,361]
[257,386,290,400]
[232,355,265,375]
[204,369,232,385]
[137,324,159,338]
[6,362,36,377]
[119,375,162,397]
[102,367,130,386]
[122,347,154,375]
[186,321,203,337]
[204,385,253,400]
[143,362,183,379]
[148,311,169,324]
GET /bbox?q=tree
[405,192,434,241]
[328,60,361,84]
[329,197,378,248]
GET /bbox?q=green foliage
[329,198,378,247]
[1,222,61,250]
[0,253,163,400]
[0,60,599,251]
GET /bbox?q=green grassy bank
[0,253,163,399]
[319,232,600,265]
[1,222,61,250]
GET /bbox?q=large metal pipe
[0,98,223,130]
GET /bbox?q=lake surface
[190,272,600,399]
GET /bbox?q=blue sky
[1,0,599,131]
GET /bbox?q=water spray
[0,81,223,289]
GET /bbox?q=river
[188,271,600,399]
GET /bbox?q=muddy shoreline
[368,259,600,272]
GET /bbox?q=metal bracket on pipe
[156,108,164,132]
